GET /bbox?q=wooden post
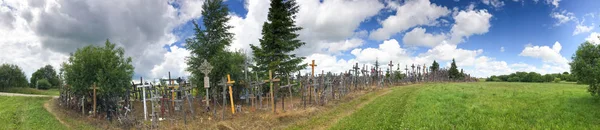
[93,83,96,116]
[227,74,236,114]
[269,70,275,113]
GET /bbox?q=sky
[1,0,600,81]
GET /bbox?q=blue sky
[166,0,600,78]
[1,0,599,80]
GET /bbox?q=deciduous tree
[570,41,600,96]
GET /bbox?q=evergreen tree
[251,0,306,79]
[186,0,240,90]
[430,60,439,72]
[374,58,380,79]
[449,59,459,79]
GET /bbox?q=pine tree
[251,0,306,78]
[430,60,439,72]
[449,59,459,79]
[186,0,239,89]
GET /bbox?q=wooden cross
[309,60,317,105]
[227,74,236,114]
[388,61,394,76]
[198,60,213,109]
[263,70,280,113]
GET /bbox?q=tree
[36,79,52,90]
[570,41,600,96]
[449,59,459,79]
[430,60,439,72]
[62,40,134,114]
[251,0,307,79]
[186,0,239,89]
[0,64,28,90]
[30,65,60,89]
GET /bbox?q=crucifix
[263,70,280,113]
[309,60,317,104]
[198,60,213,111]
[352,63,360,91]
[388,61,394,79]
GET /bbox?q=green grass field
[0,96,67,130]
[2,87,60,96]
[330,82,600,129]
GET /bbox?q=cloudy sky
[1,0,599,80]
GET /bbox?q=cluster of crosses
[61,59,477,128]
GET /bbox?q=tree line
[486,71,577,83]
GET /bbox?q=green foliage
[393,70,405,80]
[449,59,460,79]
[554,78,562,83]
[35,79,51,90]
[430,60,439,72]
[0,64,28,90]
[186,0,245,91]
[62,40,134,110]
[570,41,600,96]
[251,0,307,79]
[30,65,60,89]
[486,71,574,83]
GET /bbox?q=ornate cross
[198,60,213,107]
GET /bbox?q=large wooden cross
[226,74,236,114]
[309,60,317,105]
[263,70,280,113]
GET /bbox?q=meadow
[330,82,600,129]
[0,96,66,130]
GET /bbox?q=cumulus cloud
[414,41,483,67]
[402,27,447,47]
[0,0,203,79]
[449,9,493,44]
[586,32,600,44]
[150,45,191,79]
[227,0,270,52]
[519,41,568,64]
[293,0,383,56]
[369,0,450,41]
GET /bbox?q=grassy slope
[331,82,600,129]
[0,96,67,130]
[3,87,60,96]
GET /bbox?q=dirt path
[44,99,72,129]
[0,92,58,98]
[315,89,393,130]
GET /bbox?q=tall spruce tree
[251,0,306,79]
[186,0,238,89]
[430,60,439,72]
[449,59,459,79]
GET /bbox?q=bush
[36,79,52,90]
[554,78,561,83]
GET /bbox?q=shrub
[36,79,52,90]
[554,78,561,83]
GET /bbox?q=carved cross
[198,60,213,107]
[263,70,280,113]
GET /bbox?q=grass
[2,87,60,96]
[0,96,67,130]
[330,82,600,129]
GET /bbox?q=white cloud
[481,0,505,8]
[301,54,357,75]
[351,39,412,64]
[325,38,365,54]
[402,27,447,47]
[0,0,203,79]
[369,0,450,40]
[292,0,383,56]
[545,0,560,8]
[586,32,600,44]
[500,47,505,52]
[449,9,493,44]
[227,0,270,52]
[573,24,594,35]
[551,10,575,26]
[415,41,483,67]
[150,45,191,79]
[519,41,568,64]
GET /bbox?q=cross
[388,61,394,76]
[227,74,235,114]
[309,60,317,105]
[198,60,213,108]
[263,70,280,113]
